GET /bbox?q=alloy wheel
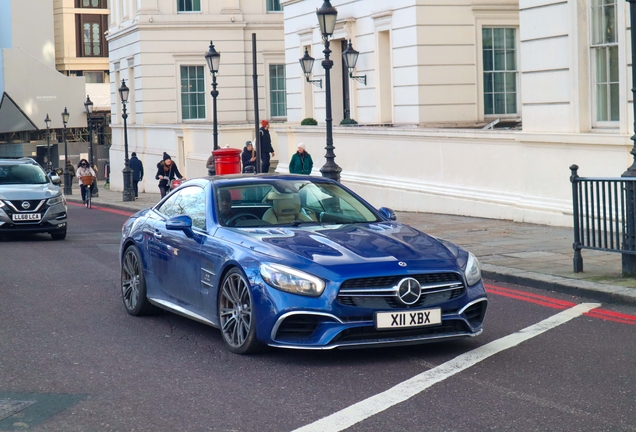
[219,272,253,348]
[121,248,141,311]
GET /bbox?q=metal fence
[570,164,636,273]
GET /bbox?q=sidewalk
[67,184,636,305]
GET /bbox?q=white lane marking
[293,302,601,432]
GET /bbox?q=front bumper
[252,277,488,350]
[0,204,67,234]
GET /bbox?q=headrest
[267,191,296,200]
[272,194,301,218]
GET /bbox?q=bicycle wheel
[87,187,92,209]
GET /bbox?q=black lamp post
[316,0,341,182]
[61,107,72,195]
[44,114,51,172]
[205,41,221,151]
[342,40,367,85]
[84,95,98,197]
[623,0,636,273]
[119,79,135,202]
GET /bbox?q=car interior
[216,181,379,227]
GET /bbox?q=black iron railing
[570,164,636,273]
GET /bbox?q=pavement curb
[66,196,143,214]
[482,263,636,306]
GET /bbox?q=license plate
[12,213,41,221]
[375,308,441,330]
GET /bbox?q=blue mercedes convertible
[119,174,487,354]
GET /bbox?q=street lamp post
[61,107,72,195]
[44,114,51,172]
[623,0,636,274]
[316,0,341,182]
[84,95,98,197]
[205,41,221,151]
[119,79,135,202]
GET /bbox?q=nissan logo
[397,277,422,306]
[21,201,30,210]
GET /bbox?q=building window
[84,71,105,83]
[267,0,282,12]
[269,64,286,118]
[75,0,107,7]
[177,0,200,12]
[591,0,619,123]
[76,14,107,57]
[482,28,517,115]
[180,66,206,120]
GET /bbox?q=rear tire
[121,245,159,316]
[218,268,265,355]
[51,227,67,240]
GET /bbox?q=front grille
[7,199,44,211]
[333,321,469,344]
[340,273,461,290]
[337,272,465,309]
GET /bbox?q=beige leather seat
[262,191,314,224]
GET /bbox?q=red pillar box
[213,148,242,175]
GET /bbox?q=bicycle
[79,175,95,209]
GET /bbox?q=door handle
[153,230,162,239]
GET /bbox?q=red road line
[67,202,134,216]
[485,284,577,307]
[485,287,569,310]
[486,283,636,325]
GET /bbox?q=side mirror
[49,174,62,185]
[378,207,397,221]
[166,214,195,238]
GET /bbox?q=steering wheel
[226,213,260,226]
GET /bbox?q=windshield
[216,179,380,227]
[0,164,49,185]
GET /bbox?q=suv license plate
[375,308,441,330]
[12,213,41,221]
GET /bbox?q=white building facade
[279,0,635,227]
[106,0,285,193]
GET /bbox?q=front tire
[218,268,265,354]
[121,245,158,316]
[51,226,67,240]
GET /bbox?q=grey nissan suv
[0,159,68,240]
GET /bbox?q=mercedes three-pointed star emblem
[397,277,422,305]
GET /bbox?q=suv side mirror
[49,173,62,186]
[378,207,397,221]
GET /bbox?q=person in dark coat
[155,152,185,198]
[129,152,144,199]
[206,150,216,176]
[241,141,257,173]
[259,120,275,173]
[289,143,313,175]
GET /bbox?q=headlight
[47,194,65,206]
[260,263,325,297]
[464,253,481,286]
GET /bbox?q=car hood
[218,222,459,273]
[0,183,60,200]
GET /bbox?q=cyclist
[76,159,96,203]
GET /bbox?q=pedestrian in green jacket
[289,142,313,175]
